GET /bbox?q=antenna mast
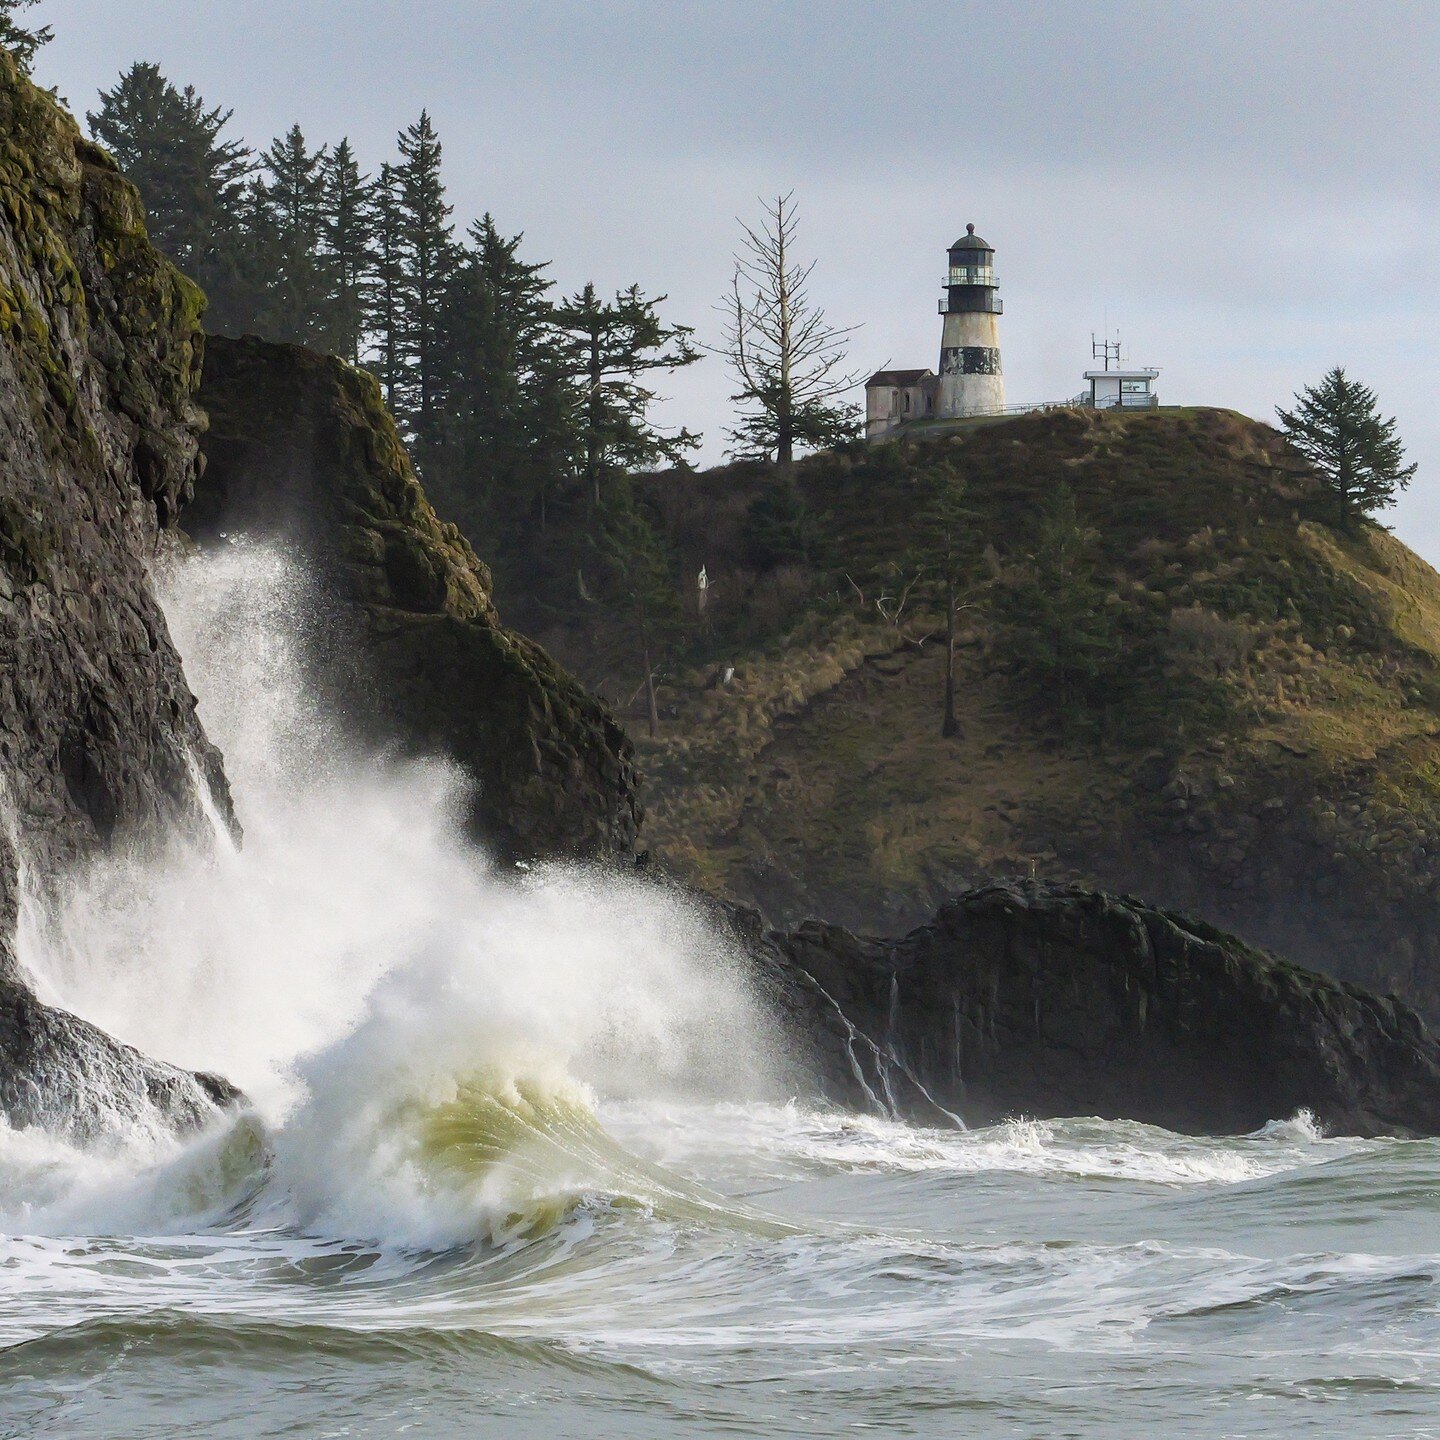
[1091,332,1122,372]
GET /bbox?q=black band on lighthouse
[940,346,1001,377]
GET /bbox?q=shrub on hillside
[744,478,820,570]
[1167,605,1259,677]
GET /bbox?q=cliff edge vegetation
[509,406,1440,1018]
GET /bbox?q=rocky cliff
[190,335,642,863]
[745,879,1440,1138]
[0,51,238,1133]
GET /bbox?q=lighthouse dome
[949,223,992,251]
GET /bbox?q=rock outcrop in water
[190,335,642,863]
[0,52,239,1133]
[745,879,1440,1138]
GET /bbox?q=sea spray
[260,864,790,1247]
[10,539,783,1243]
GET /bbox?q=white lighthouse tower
[935,223,1004,418]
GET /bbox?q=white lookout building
[866,225,1160,440]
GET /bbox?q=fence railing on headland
[943,399,1079,419]
[947,394,1160,419]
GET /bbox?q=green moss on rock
[0,51,237,1135]
[192,334,642,863]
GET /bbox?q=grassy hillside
[503,406,1440,1016]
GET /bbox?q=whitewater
[1,542,1439,1438]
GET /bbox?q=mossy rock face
[0,47,230,886]
[193,334,642,863]
[749,877,1440,1137]
[0,53,239,1135]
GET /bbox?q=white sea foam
[604,1100,1357,1192]
[6,540,780,1245]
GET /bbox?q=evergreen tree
[391,111,457,457]
[996,483,1120,730]
[321,139,374,365]
[232,176,279,331]
[1278,367,1416,529]
[913,464,980,737]
[87,64,254,330]
[744,476,818,570]
[253,124,334,347]
[0,0,51,74]
[368,162,407,411]
[716,192,860,462]
[432,215,571,535]
[552,282,700,509]
[596,496,682,737]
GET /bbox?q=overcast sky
[32,1,1440,557]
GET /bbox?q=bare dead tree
[714,192,862,463]
[874,566,926,628]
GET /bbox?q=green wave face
[406,1067,797,1247]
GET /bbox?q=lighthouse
[935,224,1004,418]
[863,222,1165,440]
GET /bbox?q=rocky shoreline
[741,879,1440,1137]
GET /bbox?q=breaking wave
[4,541,782,1248]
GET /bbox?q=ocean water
[2,543,1439,1439]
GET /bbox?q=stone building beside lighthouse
[866,223,1005,438]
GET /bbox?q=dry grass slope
[527,407,1440,1014]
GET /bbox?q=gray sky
[33,1,1440,557]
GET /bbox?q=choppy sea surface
[3,1103,1440,1438]
[3,544,1439,1438]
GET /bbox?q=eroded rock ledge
[742,879,1440,1137]
[192,334,643,864]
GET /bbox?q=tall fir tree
[0,0,51,73]
[368,162,407,411]
[321,139,374,365]
[87,64,254,330]
[232,176,279,331]
[913,463,980,738]
[431,215,572,537]
[254,124,334,347]
[716,192,860,462]
[552,282,700,509]
[1277,367,1416,530]
[391,111,457,460]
